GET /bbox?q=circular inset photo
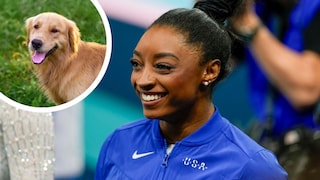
[0,0,112,112]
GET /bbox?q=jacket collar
[151,107,229,148]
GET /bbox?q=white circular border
[0,0,112,113]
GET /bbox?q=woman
[95,0,287,179]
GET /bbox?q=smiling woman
[0,0,108,109]
[95,0,287,179]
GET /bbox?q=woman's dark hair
[149,0,242,83]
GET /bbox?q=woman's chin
[143,113,157,120]
[143,109,161,120]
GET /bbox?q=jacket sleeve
[239,150,288,180]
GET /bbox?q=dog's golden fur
[26,12,106,104]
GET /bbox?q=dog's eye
[51,28,59,33]
[34,24,39,29]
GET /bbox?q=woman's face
[131,25,206,121]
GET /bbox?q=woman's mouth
[141,93,165,102]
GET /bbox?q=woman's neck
[159,102,215,144]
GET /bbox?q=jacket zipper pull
[161,154,169,167]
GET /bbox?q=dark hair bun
[194,0,242,24]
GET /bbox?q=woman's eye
[156,64,172,70]
[155,63,173,73]
[130,59,141,70]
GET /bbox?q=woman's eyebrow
[133,50,179,61]
[133,50,142,58]
[154,52,179,61]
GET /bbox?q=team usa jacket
[95,108,287,180]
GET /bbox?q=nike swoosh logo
[132,150,154,159]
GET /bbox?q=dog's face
[26,12,80,64]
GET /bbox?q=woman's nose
[135,68,155,90]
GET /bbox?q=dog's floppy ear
[25,17,34,45]
[68,20,81,53]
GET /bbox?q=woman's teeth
[141,93,162,101]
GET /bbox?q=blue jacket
[248,0,320,137]
[95,108,287,179]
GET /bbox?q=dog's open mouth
[32,45,58,64]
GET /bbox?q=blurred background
[69,0,254,179]
[2,0,318,179]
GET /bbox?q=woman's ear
[68,20,81,53]
[202,59,221,84]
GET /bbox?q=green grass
[0,0,106,107]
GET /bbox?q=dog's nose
[31,39,43,50]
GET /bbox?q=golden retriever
[26,12,106,105]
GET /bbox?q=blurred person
[0,97,54,180]
[230,0,320,179]
[95,0,287,179]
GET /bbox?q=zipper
[161,154,170,167]
[157,140,171,179]
[158,152,170,179]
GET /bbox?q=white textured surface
[0,100,54,180]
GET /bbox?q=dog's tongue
[32,52,46,64]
